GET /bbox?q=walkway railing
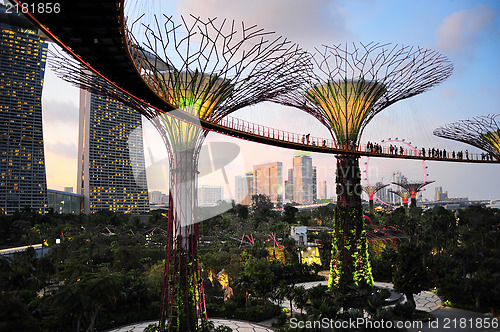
[215,115,499,163]
[124,27,166,100]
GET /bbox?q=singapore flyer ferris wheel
[363,138,429,207]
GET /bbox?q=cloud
[176,0,353,49]
[46,141,78,159]
[435,4,499,57]
[42,99,79,126]
[442,88,455,99]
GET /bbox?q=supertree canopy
[433,114,500,161]
[49,14,310,332]
[392,180,435,209]
[273,42,453,291]
[390,190,412,209]
[363,183,389,214]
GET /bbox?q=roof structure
[363,183,390,199]
[433,114,500,161]
[273,42,453,145]
[392,181,435,199]
[389,190,411,203]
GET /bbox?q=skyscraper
[285,168,293,202]
[318,180,327,200]
[312,166,317,203]
[235,172,253,205]
[77,88,149,214]
[253,162,283,204]
[435,186,448,201]
[292,151,314,204]
[0,7,48,214]
[198,185,224,206]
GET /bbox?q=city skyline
[39,0,499,202]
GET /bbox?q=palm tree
[234,273,253,309]
[292,285,308,317]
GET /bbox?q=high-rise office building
[0,7,48,214]
[253,162,283,204]
[285,168,293,202]
[198,185,224,206]
[312,166,317,203]
[292,151,314,204]
[435,186,448,201]
[235,172,253,205]
[149,190,163,204]
[318,180,327,200]
[375,181,389,202]
[78,88,149,214]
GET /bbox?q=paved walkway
[374,281,442,312]
[106,280,442,332]
[289,280,442,312]
[104,318,274,332]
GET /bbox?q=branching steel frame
[433,114,500,161]
[392,181,435,209]
[272,42,453,291]
[363,183,390,214]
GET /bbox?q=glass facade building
[292,151,315,204]
[78,88,149,214]
[0,6,48,214]
[47,189,83,214]
[253,162,283,204]
[235,172,253,205]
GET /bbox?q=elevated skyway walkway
[208,114,500,163]
[16,0,175,116]
[17,0,500,164]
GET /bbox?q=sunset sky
[41,0,500,202]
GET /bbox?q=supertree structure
[50,15,310,332]
[392,180,435,209]
[363,184,389,214]
[389,190,411,209]
[273,42,453,291]
[433,114,500,161]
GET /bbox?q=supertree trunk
[410,196,417,209]
[160,148,208,332]
[329,155,373,290]
[369,197,374,215]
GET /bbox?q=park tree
[252,194,274,215]
[419,206,457,253]
[457,206,500,249]
[282,204,298,224]
[392,242,430,309]
[233,204,249,220]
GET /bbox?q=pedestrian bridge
[18,0,500,164]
